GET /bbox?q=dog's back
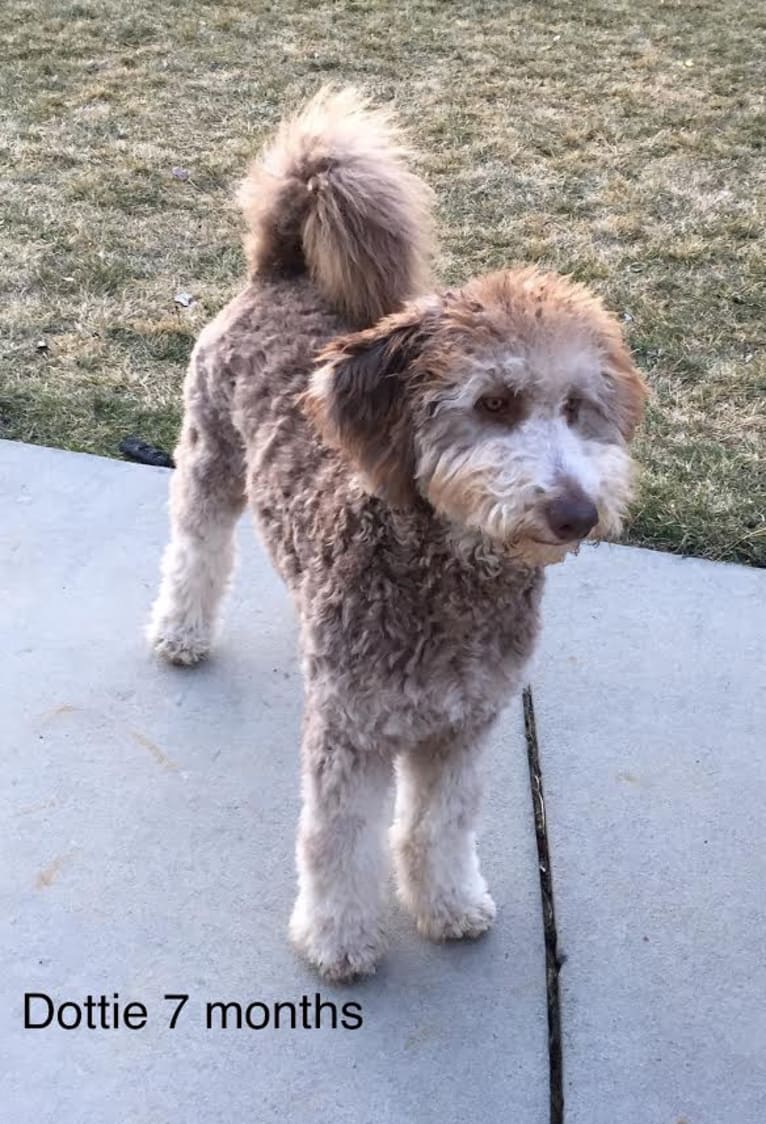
[172,87,435,590]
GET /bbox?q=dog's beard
[424,455,563,563]
[421,442,634,566]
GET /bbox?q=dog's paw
[147,616,210,666]
[411,890,497,942]
[289,898,385,982]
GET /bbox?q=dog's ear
[304,300,440,505]
[608,345,648,442]
[596,321,648,442]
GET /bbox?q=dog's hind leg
[289,709,393,981]
[391,725,496,942]
[148,383,246,666]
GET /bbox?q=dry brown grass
[1,0,764,564]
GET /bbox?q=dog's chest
[392,589,538,734]
[303,558,543,744]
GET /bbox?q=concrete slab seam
[523,685,564,1124]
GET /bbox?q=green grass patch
[0,0,763,564]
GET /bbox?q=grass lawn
[1,0,763,565]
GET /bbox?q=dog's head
[306,268,647,565]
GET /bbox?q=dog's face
[307,269,647,565]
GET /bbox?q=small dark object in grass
[119,436,175,468]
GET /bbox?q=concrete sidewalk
[1,442,547,1124]
[2,440,765,1123]
[535,542,766,1123]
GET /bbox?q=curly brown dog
[148,87,647,981]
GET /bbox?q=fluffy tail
[237,86,434,326]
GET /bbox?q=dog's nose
[544,491,599,542]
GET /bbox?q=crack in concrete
[523,686,564,1124]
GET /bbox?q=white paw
[147,615,210,666]
[289,896,385,982]
[411,890,497,942]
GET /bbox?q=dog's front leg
[391,726,496,942]
[289,712,393,982]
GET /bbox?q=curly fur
[237,85,434,327]
[148,87,647,981]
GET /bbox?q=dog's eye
[563,395,582,425]
[476,394,522,421]
[479,396,508,413]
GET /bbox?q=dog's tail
[237,86,434,326]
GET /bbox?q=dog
[148,87,647,981]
